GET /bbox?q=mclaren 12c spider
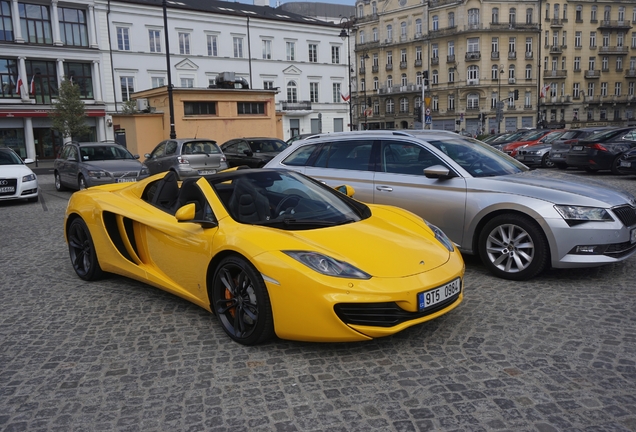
[64,168,465,345]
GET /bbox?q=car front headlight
[140,165,149,175]
[22,173,36,182]
[425,221,455,252]
[87,170,108,178]
[554,205,614,222]
[283,251,371,279]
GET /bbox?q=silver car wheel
[78,175,87,190]
[485,224,534,273]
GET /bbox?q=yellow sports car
[64,168,464,345]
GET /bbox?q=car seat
[151,171,179,212]
[172,177,206,219]
[228,177,270,223]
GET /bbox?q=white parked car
[0,147,38,203]
[265,130,636,280]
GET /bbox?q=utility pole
[162,0,176,139]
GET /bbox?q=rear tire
[478,213,549,281]
[541,153,555,168]
[611,155,626,175]
[67,218,104,281]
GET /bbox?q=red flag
[16,73,23,93]
[341,91,350,102]
[30,75,35,95]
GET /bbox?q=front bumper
[0,178,38,201]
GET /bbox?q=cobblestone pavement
[2,170,636,432]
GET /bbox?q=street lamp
[497,63,504,134]
[163,0,176,139]
[362,51,369,130]
[339,18,353,131]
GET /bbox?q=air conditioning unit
[136,98,149,111]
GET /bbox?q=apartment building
[351,0,636,135]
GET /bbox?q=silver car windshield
[80,146,134,161]
[428,137,528,177]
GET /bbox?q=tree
[49,79,90,140]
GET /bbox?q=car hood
[248,206,451,278]
[81,160,144,172]
[481,170,635,207]
[0,165,36,178]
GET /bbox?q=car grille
[334,295,460,328]
[604,241,636,259]
[0,178,17,196]
[111,171,139,178]
[613,205,636,227]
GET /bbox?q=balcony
[598,46,629,55]
[467,79,480,86]
[447,54,456,63]
[550,19,563,27]
[400,61,408,69]
[525,51,533,59]
[372,65,379,73]
[597,20,633,30]
[429,0,461,9]
[543,70,567,79]
[508,51,517,59]
[491,51,499,60]
[626,69,636,78]
[280,101,312,111]
[431,57,439,65]
[414,59,422,67]
[359,67,366,75]
[429,26,458,38]
[508,78,516,84]
[400,35,408,42]
[465,23,483,31]
[549,45,562,54]
[386,64,393,71]
[465,51,481,61]
[585,69,601,78]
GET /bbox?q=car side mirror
[334,184,355,197]
[243,149,253,156]
[175,203,218,228]
[424,165,454,179]
[144,153,151,159]
[23,158,34,164]
[133,154,140,159]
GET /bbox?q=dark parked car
[284,133,316,147]
[54,141,148,191]
[566,127,636,174]
[220,137,287,168]
[550,127,616,169]
[617,147,636,175]
[144,139,227,179]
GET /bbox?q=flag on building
[30,75,35,95]
[539,84,551,98]
[16,73,23,94]
[340,91,350,102]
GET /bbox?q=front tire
[211,256,274,345]
[611,155,626,175]
[78,175,87,190]
[67,218,104,281]
[478,214,549,281]
[541,153,555,168]
[54,171,66,191]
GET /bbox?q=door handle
[376,186,393,192]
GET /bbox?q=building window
[431,70,438,84]
[576,6,582,22]
[575,32,581,48]
[588,82,595,97]
[601,82,607,96]
[399,97,408,113]
[401,21,407,37]
[373,27,378,41]
[508,65,515,79]
[359,30,364,44]
[509,37,516,53]
[525,64,532,79]
[0,1,13,42]
[180,77,194,88]
[59,7,88,47]
[492,8,499,24]
[526,8,533,24]
[417,46,423,60]
[184,101,216,116]
[262,40,272,59]
[432,16,438,31]
[308,44,318,63]
[151,77,165,88]
[590,32,596,48]
[387,25,392,41]
[179,32,190,55]
[448,68,455,82]
[149,29,161,52]
[387,75,392,87]
[467,93,479,109]
[468,9,479,25]
[234,37,244,58]
[525,37,532,53]
[386,98,394,114]
[238,102,265,115]
[467,65,479,80]
[591,6,597,21]
[509,8,516,24]
[117,27,130,51]
[492,37,499,53]
[264,80,274,90]
[448,13,455,28]
[387,51,393,65]
[468,38,479,53]
[331,46,340,64]
[574,57,581,71]
[448,94,455,110]
[332,82,341,103]
[373,76,379,90]
[615,82,622,96]
[287,80,297,103]
[310,82,318,102]
[207,35,218,56]
[0,58,20,98]
[492,65,499,79]
[415,19,422,35]
[63,62,93,99]
[19,3,52,44]
[286,41,296,61]
[120,76,134,102]
[26,60,57,104]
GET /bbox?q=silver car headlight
[283,251,371,279]
[87,170,108,178]
[554,205,614,222]
[22,173,36,182]
[425,221,455,252]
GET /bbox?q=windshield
[80,145,134,161]
[519,130,548,141]
[429,137,527,177]
[542,132,565,143]
[580,128,632,142]
[0,149,24,165]
[210,170,368,229]
[248,139,286,153]
[183,141,220,154]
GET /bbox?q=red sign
[0,109,105,118]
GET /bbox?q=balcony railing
[465,52,481,61]
[549,45,562,54]
[359,67,366,75]
[585,69,601,78]
[508,51,517,59]
[447,54,456,63]
[598,20,633,30]
[525,51,533,59]
[598,46,629,55]
[550,18,563,27]
[626,69,636,78]
[414,59,422,67]
[372,65,379,73]
[386,64,393,71]
[543,70,567,78]
[491,51,499,59]
[400,61,408,69]
[280,101,312,111]
[431,57,439,65]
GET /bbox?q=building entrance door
[33,128,62,159]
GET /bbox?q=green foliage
[49,79,90,140]
[121,100,137,114]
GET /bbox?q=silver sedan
[265,130,636,280]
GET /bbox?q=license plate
[572,146,583,151]
[631,228,636,244]
[620,161,631,168]
[0,186,15,193]
[198,170,216,175]
[552,153,561,158]
[418,278,461,311]
[117,178,137,183]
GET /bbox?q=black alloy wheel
[211,256,274,345]
[478,213,549,281]
[541,153,555,168]
[611,155,626,176]
[67,218,104,281]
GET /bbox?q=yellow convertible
[64,168,464,345]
